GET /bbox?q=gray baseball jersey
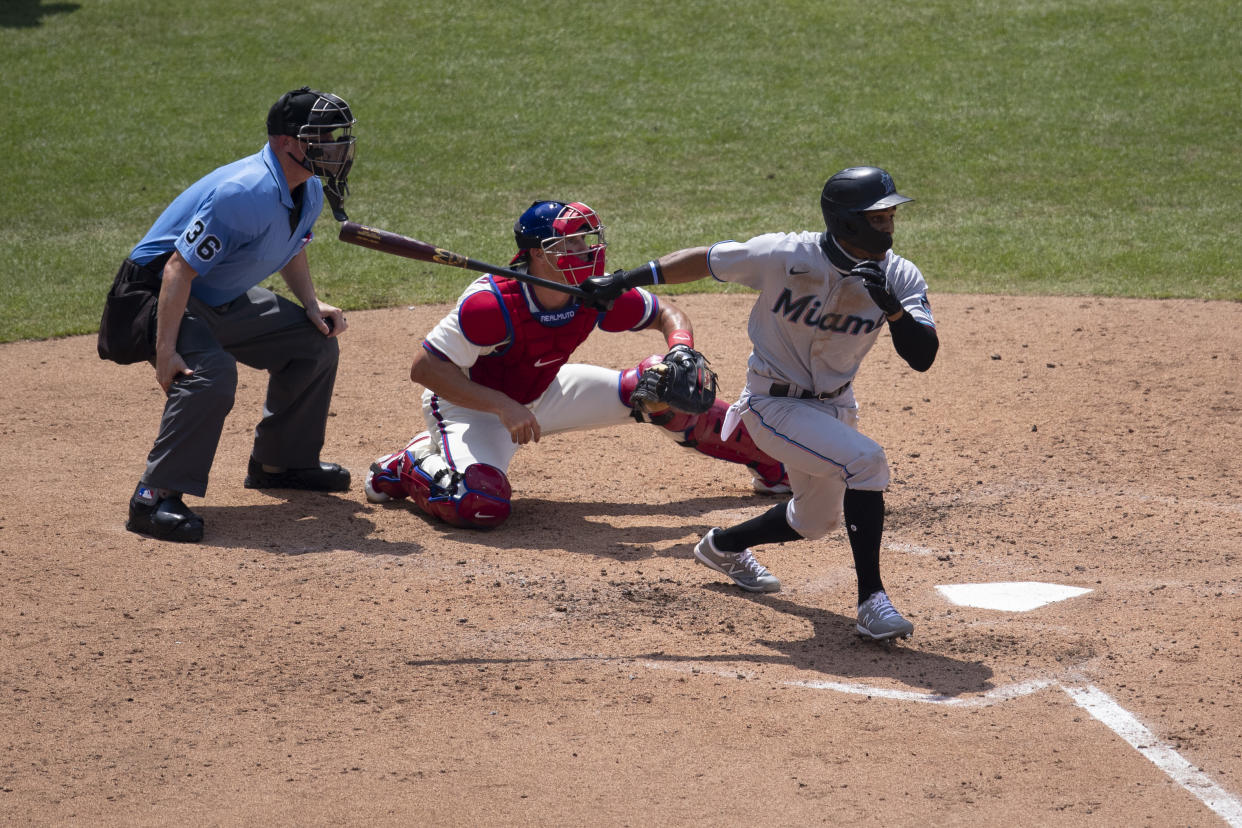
[708,230,933,398]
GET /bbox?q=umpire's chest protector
[465,277,600,405]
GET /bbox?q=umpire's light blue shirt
[130,143,323,306]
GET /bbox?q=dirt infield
[2,293,1241,826]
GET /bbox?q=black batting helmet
[820,166,912,256]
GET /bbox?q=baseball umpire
[106,87,358,543]
[363,199,790,529]
[579,167,939,640]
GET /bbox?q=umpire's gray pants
[141,286,339,497]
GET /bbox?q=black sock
[714,502,802,551]
[844,489,886,605]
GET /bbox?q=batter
[580,167,939,640]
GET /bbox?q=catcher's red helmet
[512,200,606,285]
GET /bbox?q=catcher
[363,199,788,529]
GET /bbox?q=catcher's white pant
[735,388,889,540]
[420,363,633,473]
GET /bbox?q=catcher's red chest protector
[462,277,600,404]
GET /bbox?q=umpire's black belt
[769,381,850,400]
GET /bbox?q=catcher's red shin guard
[401,459,512,529]
[366,452,409,501]
[367,432,438,503]
[678,399,785,486]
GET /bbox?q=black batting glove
[851,260,903,316]
[578,271,627,312]
[580,264,659,312]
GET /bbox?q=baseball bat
[338,221,588,299]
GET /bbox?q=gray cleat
[693,528,781,593]
[856,591,914,640]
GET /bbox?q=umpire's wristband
[624,260,663,287]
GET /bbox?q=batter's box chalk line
[641,661,1242,827]
[884,541,938,556]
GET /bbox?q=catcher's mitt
[631,344,717,416]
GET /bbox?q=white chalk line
[641,660,1052,710]
[641,661,1242,826]
[885,541,938,556]
[1063,683,1242,827]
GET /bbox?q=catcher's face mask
[541,202,607,285]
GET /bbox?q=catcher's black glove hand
[851,260,903,316]
[631,344,717,416]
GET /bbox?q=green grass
[2,0,1239,343]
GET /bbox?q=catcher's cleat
[364,453,407,503]
[126,486,204,543]
[693,528,781,593]
[856,591,914,640]
[752,474,791,495]
[243,456,351,492]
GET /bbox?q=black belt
[769,381,850,400]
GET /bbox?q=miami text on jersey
[772,288,877,335]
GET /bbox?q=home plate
[936,582,1092,612]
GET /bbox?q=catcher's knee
[619,347,717,429]
[619,355,695,430]
[618,355,661,408]
[453,464,512,528]
[404,459,512,530]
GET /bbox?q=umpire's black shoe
[126,487,204,543]
[243,456,351,492]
